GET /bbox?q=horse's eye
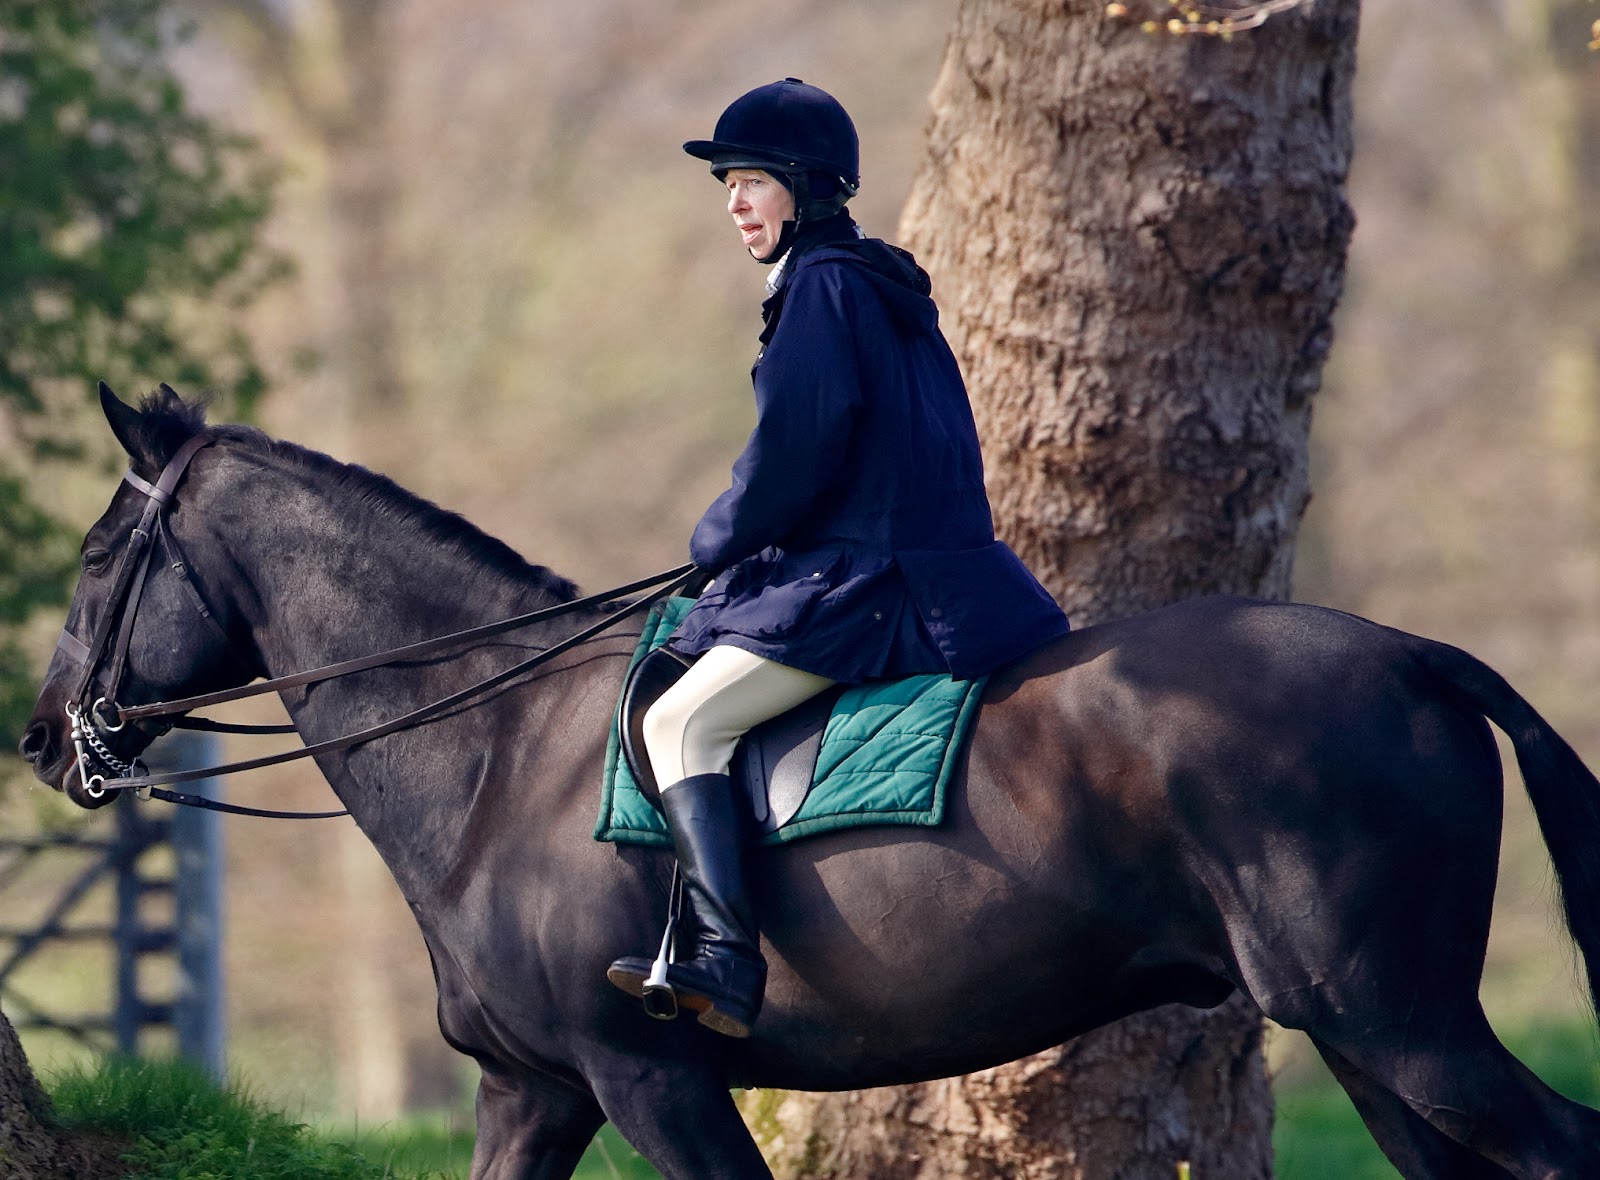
[82,549,112,573]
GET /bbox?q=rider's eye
[82,549,112,573]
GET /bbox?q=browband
[121,433,212,506]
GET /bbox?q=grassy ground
[335,1117,656,1179]
[47,1057,657,1180]
[50,1056,433,1179]
[48,1016,1600,1178]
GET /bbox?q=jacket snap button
[873,611,883,621]
[929,607,943,619]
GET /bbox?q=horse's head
[19,383,264,808]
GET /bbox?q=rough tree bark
[0,1011,124,1180]
[754,0,1358,1175]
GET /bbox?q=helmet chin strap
[754,220,797,265]
[751,172,851,265]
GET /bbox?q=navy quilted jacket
[670,216,1069,682]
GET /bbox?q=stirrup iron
[641,869,683,1021]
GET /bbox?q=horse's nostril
[19,722,52,763]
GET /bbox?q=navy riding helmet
[684,78,860,227]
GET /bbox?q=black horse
[20,387,1600,1179]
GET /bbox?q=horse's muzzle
[18,719,55,771]
[19,718,119,809]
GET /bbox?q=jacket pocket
[741,546,848,639]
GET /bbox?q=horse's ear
[99,382,144,460]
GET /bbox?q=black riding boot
[607,773,767,1037]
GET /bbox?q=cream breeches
[642,645,837,787]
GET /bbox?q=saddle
[617,647,846,833]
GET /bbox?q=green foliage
[0,0,283,748]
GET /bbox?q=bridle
[57,436,695,819]
[63,433,216,800]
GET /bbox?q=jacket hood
[771,215,939,336]
[832,237,938,334]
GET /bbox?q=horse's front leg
[470,1064,606,1180]
[588,1054,773,1180]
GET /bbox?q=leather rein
[58,436,696,819]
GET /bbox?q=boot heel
[697,1004,754,1039]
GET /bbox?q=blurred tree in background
[0,0,283,748]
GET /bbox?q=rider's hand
[683,565,720,597]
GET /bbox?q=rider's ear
[99,382,144,460]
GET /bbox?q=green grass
[50,1057,448,1179]
[47,1056,661,1179]
[337,1117,658,1179]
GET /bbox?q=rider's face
[725,169,794,260]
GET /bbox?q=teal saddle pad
[594,598,988,848]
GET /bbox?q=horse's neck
[227,456,558,677]
[212,451,582,894]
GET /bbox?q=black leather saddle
[618,647,846,834]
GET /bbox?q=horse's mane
[131,387,579,603]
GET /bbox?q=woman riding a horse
[604,79,1070,1037]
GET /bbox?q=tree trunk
[0,1011,125,1180]
[757,0,1358,1176]
[213,0,404,415]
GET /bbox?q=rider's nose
[19,721,52,765]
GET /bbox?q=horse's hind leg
[1302,1003,1600,1180]
[1226,713,1600,1178]
[1307,1036,1511,1180]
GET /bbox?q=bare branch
[1106,0,1317,37]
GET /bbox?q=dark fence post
[170,731,226,1080]
[113,792,168,1055]
[3,731,227,1064]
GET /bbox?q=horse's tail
[1413,636,1600,1022]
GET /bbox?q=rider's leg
[641,644,837,786]
[609,645,835,1036]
